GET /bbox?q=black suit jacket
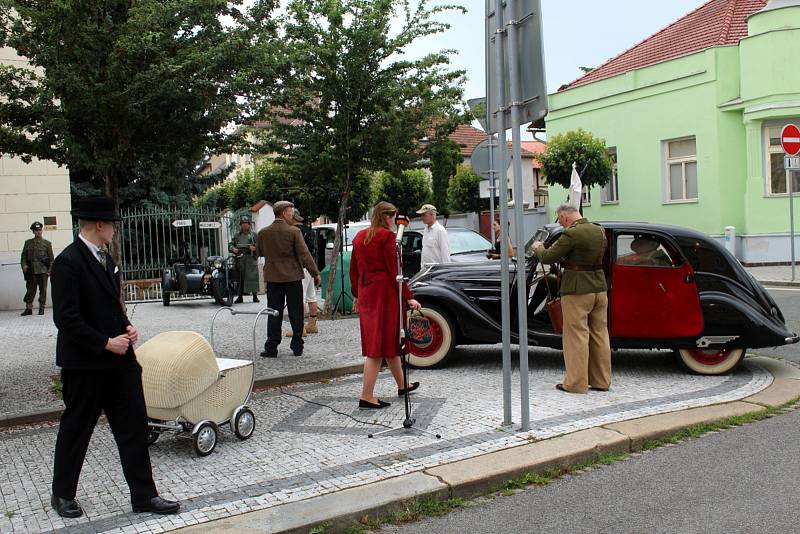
[51,238,134,369]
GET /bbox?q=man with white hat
[416,204,450,267]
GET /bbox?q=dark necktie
[97,249,107,269]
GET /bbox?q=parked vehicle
[161,251,238,307]
[406,222,799,375]
[401,227,493,278]
[310,221,370,272]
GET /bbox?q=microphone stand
[369,217,441,440]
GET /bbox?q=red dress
[349,227,413,358]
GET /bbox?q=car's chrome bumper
[786,334,800,344]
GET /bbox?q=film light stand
[369,215,441,440]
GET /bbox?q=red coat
[349,227,413,358]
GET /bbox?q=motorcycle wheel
[211,278,233,306]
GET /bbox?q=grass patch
[49,374,62,399]
[308,522,332,534]
[4,511,14,518]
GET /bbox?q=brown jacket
[256,218,320,283]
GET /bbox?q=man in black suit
[50,196,179,518]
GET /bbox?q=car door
[609,232,703,339]
[401,231,423,278]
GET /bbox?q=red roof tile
[521,141,546,169]
[560,0,767,91]
[448,124,535,158]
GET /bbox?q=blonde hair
[364,201,397,244]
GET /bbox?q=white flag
[569,162,582,210]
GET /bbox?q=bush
[534,129,613,189]
[372,169,433,216]
[447,165,483,214]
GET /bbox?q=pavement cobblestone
[0,286,788,533]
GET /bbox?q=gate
[119,207,233,302]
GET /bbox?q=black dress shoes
[252,294,260,303]
[260,350,278,358]
[292,349,303,357]
[359,399,391,409]
[397,382,420,396]
[234,296,244,304]
[51,495,83,518]
[132,496,180,515]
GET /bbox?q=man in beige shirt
[255,201,320,357]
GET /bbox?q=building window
[581,185,591,207]
[601,147,618,204]
[664,137,697,202]
[765,122,800,196]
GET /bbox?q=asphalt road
[385,406,800,534]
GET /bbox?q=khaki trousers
[561,292,611,393]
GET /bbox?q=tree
[534,129,613,190]
[258,0,466,312]
[447,165,483,214]
[427,137,462,216]
[0,0,280,259]
[373,169,432,216]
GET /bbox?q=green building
[542,0,800,263]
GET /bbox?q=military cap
[30,221,43,231]
[273,200,294,216]
[239,215,251,224]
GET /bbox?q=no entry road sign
[782,124,800,156]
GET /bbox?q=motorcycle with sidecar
[161,250,239,307]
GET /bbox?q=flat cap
[273,200,294,216]
[292,208,304,222]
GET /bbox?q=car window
[449,230,492,254]
[675,236,738,279]
[615,234,678,267]
[402,233,422,254]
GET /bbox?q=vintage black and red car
[405,222,799,375]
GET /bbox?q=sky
[402,0,708,103]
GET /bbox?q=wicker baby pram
[137,330,256,456]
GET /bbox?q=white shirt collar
[78,233,104,264]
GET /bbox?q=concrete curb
[0,363,363,429]
[759,279,800,288]
[175,358,800,534]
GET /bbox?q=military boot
[305,315,319,334]
[21,308,32,316]
[38,307,45,315]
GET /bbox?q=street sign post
[782,124,800,281]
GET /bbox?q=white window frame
[662,136,698,204]
[601,147,619,204]
[581,185,591,207]
[764,120,800,197]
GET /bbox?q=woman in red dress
[350,201,422,409]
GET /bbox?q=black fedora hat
[71,196,121,222]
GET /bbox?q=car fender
[698,291,793,348]
[412,283,502,343]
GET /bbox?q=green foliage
[373,169,432,216]
[447,165,483,214]
[0,0,280,209]
[534,129,613,190]
[427,137,462,216]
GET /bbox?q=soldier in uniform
[229,215,260,303]
[20,221,54,316]
[532,203,611,394]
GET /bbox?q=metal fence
[119,207,233,302]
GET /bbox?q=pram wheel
[146,429,160,446]
[192,421,218,457]
[233,407,256,440]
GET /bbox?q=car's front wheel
[406,306,455,368]
[676,347,745,375]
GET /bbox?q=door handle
[684,274,695,284]
[658,282,666,293]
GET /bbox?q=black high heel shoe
[359,399,391,409]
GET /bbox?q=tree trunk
[324,174,351,315]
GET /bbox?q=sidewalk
[0,349,795,533]
[745,264,800,286]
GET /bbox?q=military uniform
[535,218,611,393]
[229,220,260,302]
[21,222,54,315]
